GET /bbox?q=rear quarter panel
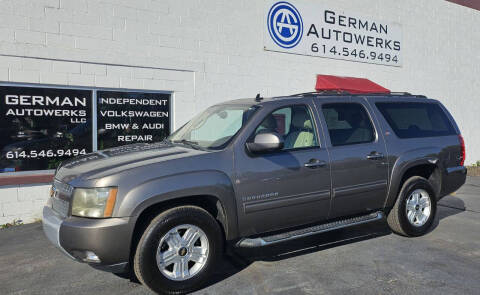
[365,97,465,208]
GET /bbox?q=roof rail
[393,92,411,95]
[366,92,427,98]
[290,90,351,97]
[288,91,426,98]
[383,92,411,95]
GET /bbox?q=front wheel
[133,206,223,294]
[387,176,437,237]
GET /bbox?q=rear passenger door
[315,97,388,218]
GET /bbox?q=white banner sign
[264,0,403,67]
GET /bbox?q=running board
[236,211,384,248]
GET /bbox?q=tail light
[458,135,465,166]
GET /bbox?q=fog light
[83,251,101,263]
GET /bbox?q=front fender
[384,147,442,208]
[117,170,238,240]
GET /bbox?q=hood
[55,142,207,183]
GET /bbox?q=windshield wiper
[172,139,202,149]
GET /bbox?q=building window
[0,84,171,173]
[97,91,170,150]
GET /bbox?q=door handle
[366,152,384,160]
[304,159,327,168]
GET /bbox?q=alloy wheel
[156,224,209,281]
[405,189,432,227]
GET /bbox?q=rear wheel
[134,206,223,294]
[387,176,437,236]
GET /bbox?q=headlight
[72,187,118,218]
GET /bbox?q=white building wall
[0,0,478,224]
[0,183,50,225]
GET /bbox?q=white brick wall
[15,30,46,45]
[0,184,50,225]
[0,0,479,224]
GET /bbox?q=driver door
[233,101,332,236]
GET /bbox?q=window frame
[320,102,378,147]
[247,103,321,154]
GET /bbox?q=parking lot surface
[1,177,479,295]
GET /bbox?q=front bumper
[42,205,76,260]
[42,204,133,273]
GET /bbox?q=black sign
[97,91,170,149]
[0,86,92,172]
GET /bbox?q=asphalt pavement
[1,177,479,295]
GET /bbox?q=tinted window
[254,105,318,150]
[376,102,455,138]
[322,103,375,146]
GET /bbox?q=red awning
[315,75,390,94]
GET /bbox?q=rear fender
[384,147,442,208]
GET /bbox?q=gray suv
[43,92,467,294]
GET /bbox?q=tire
[133,206,223,294]
[387,176,437,237]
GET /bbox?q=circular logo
[267,2,303,48]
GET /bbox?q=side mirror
[246,132,284,153]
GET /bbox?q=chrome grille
[51,197,69,217]
[53,179,74,196]
[51,180,73,217]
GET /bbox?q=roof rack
[290,90,350,96]
[383,92,411,95]
[357,92,426,98]
[288,91,426,98]
[274,75,427,100]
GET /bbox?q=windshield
[168,104,259,149]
